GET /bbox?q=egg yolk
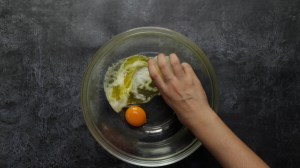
[125,106,146,127]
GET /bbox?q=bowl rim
[81,26,219,167]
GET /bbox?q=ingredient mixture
[103,55,159,113]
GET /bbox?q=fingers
[181,62,200,84]
[157,53,174,82]
[170,53,185,78]
[149,53,200,88]
[148,58,165,90]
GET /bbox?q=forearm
[189,108,269,168]
[148,54,268,167]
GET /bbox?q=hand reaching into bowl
[148,53,269,168]
[148,53,212,128]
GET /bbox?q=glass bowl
[81,27,219,167]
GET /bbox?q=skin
[148,53,269,168]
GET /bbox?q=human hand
[148,53,214,128]
[149,53,270,168]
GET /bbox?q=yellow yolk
[125,106,146,127]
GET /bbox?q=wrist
[187,106,219,135]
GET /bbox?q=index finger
[157,53,174,82]
[170,53,184,78]
[148,58,165,90]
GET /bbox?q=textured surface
[0,0,299,167]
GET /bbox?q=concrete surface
[0,0,299,167]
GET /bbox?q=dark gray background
[1,0,299,167]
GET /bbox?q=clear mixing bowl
[81,27,219,167]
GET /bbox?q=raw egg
[125,106,146,127]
